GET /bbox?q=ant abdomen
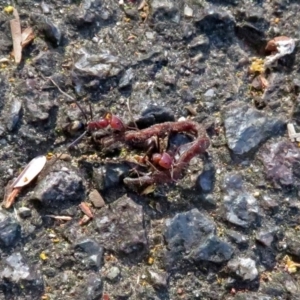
[63,120,85,134]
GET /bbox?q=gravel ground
[1,0,300,299]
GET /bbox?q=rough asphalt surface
[0,0,300,299]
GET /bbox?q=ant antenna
[89,102,93,121]
[44,75,89,124]
[126,98,138,130]
[66,130,88,150]
[41,75,91,164]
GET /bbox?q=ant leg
[142,136,158,162]
[128,166,152,186]
[67,130,88,150]
[146,159,160,173]
[53,130,88,163]
[89,102,93,121]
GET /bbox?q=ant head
[152,152,173,169]
[105,113,125,131]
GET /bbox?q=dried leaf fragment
[45,215,72,221]
[265,36,294,52]
[12,155,47,188]
[2,155,47,208]
[21,27,35,48]
[251,74,269,91]
[287,123,300,142]
[79,215,91,226]
[79,202,94,225]
[79,202,94,219]
[10,8,22,64]
[265,36,295,66]
[141,184,156,195]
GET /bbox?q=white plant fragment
[12,155,47,188]
[264,36,296,67]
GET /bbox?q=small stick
[45,215,72,221]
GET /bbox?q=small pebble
[89,189,105,208]
[106,266,120,281]
[204,89,215,97]
[147,269,168,289]
[92,36,99,43]
[184,5,193,17]
[18,207,32,218]
[41,1,50,14]
[145,32,155,40]
[59,154,71,161]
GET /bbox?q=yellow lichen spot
[216,275,223,285]
[46,152,54,160]
[217,227,225,237]
[52,238,60,243]
[141,280,147,286]
[141,185,156,195]
[148,257,154,265]
[3,6,14,14]
[40,252,48,261]
[283,255,300,274]
[249,58,265,74]
[119,148,128,158]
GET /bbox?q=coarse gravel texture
[0,0,300,299]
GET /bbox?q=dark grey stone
[164,209,233,266]
[0,252,44,293]
[6,99,22,131]
[196,160,215,193]
[119,68,134,88]
[95,195,148,260]
[74,238,104,269]
[259,140,300,189]
[31,162,85,206]
[223,190,259,228]
[0,211,21,248]
[224,101,285,155]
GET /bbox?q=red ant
[87,112,126,132]
[152,152,173,169]
[47,77,210,189]
[124,137,210,189]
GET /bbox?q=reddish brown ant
[87,112,126,132]
[46,76,210,189]
[124,137,210,189]
[152,152,173,169]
